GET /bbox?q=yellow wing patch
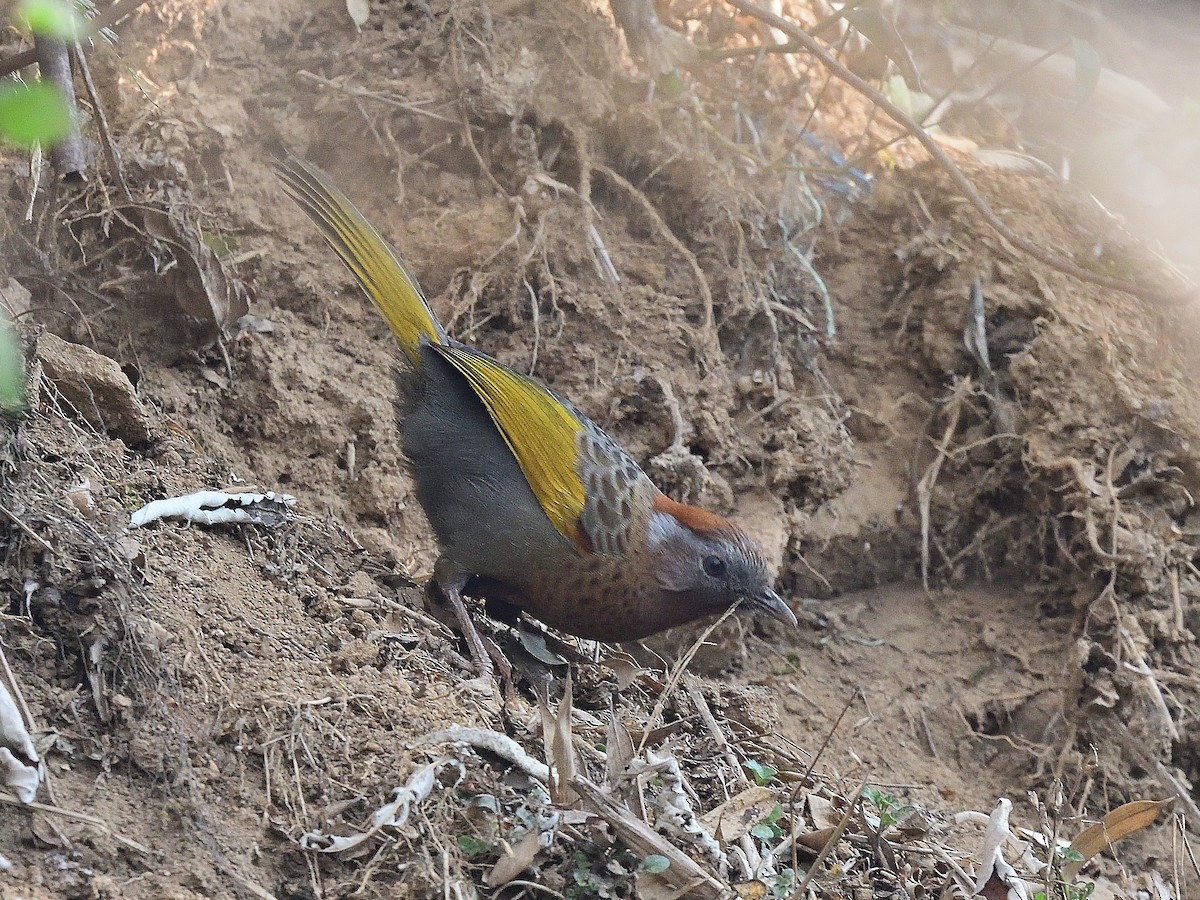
[275,156,447,363]
[431,344,590,553]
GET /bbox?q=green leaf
[751,823,780,841]
[457,835,492,857]
[0,81,72,148]
[744,759,777,786]
[200,231,239,257]
[641,854,670,874]
[862,786,898,811]
[1071,37,1101,105]
[883,74,913,118]
[763,803,783,825]
[880,804,916,828]
[0,315,26,415]
[13,0,83,40]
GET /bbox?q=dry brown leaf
[603,716,634,791]
[140,205,248,338]
[1063,799,1174,879]
[631,870,680,900]
[698,786,776,843]
[536,674,577,804]
[572,775,729,900]
[486,829,542,887]
[552,673,577,804]
[601,651,646,690]
[808,794,840,830]
[29,812,68,848]
[733,881,768,899]
[977,870,1009,900]
[625,720,685,747]
[795,826,837,853]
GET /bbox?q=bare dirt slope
[2,1,1198,898]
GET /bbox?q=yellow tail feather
[430,343,588,551]
[275,156,447,363]
[278,154,593,555]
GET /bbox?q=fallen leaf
[535,674,576,805]
[601,651,645,690]
[795,826,837,853]
[633,870,677,900]
[698,786,776,843]
[808,794,840,830]
[977,870,1009,900]
[1064,799,1174,879]
[519,631,568,666]
[141,204,249,338]
[486,828,541,887]
[603,716,634,792]
[733,881,768,899]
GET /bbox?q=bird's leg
[436,577,495,684]
[423,576,515,698]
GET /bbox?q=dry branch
[33,35,84,181]
[723,0,1194,308]
[0,0,151,78]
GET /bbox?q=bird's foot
[426,580,514,700]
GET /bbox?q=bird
[275,155,796,681]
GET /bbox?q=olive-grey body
[399,341,577,589]
[397,341,704,641]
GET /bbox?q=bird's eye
[702,555,727,579]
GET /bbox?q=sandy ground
[2,1,1199,897]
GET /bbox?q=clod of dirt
[33,331,154,446]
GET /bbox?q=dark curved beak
[745,588,798,628]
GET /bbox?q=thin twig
[723,0,1194,308]
[799,687,861,785]
[595,163,716,335]
[460,103,507,197]
[294,71,459,125]
[793,776,867,897]
[0,791,156,856]
[1106,714,1200,824]
[572,775,731,899]
[0,0,152,78]
[685,674,745,786]
[0,502,55,554]
[637,604,740,756]
[73,42,132,202]
[917,388,965,590]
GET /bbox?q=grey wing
[575,418,656,557]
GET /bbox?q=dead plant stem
[723,0,1194,307]
[0,791,155,855]
[595,163,716,337]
